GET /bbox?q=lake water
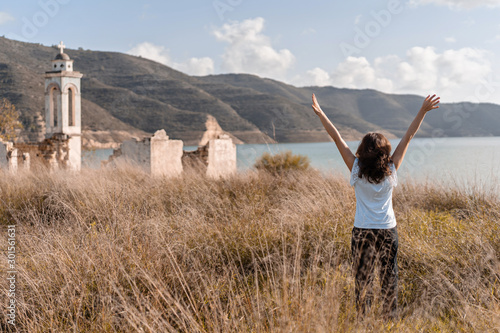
[83,137,500,189]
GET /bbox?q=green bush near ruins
[254,150,311,175]
[0,167,499,332]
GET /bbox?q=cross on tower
[57,41,65,54]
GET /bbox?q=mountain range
[1,37,499,148]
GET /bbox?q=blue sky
[1,0,500,104]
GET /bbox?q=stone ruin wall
[106,129,184,177]
[106,130,237,178]
[0,134,71,172]
[1,130,237,178]
[206,134,237,178]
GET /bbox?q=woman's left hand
[420,94,440,113]
[312,94,324,115]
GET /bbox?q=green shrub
[254,150,310,175]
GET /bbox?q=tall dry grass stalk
[0,166,499,332]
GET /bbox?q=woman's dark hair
[356,132,393,184]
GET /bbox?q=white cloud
[292,67,331,87]
[128,18,295,79]
[213,17,295,80]
[176,57,215,76]
[410,0,500,9]
[127,42,214,76]
[331,56,393,92]
[128,42,170,65]
[445,37,456,43]
[0,12,14,25]
[354,15,362,25]
[296,47,496,103]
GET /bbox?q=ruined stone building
[1,41,82,172]
[0,41,237,177]
[108,130,237,178]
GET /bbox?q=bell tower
[44,41,83,171]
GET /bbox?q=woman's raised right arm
[312,94,355,171]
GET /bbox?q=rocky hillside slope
[1,37,499,148]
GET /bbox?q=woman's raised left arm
[392,94,440,170]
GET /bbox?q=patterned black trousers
[351,226,398,318]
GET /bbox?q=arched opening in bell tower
[68,87,75,127]
[50,86,60,128]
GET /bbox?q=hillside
[1,37,500,147]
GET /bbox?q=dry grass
[0,166,499,332]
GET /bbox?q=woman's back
[350,158,397,229]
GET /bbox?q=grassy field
[0,166,499,332]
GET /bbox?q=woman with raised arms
[311,93,440,318]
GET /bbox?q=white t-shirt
[350,158,397,229]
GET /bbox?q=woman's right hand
[312,94,324,116]
[310,94,355,171]
[420,94,440,113]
